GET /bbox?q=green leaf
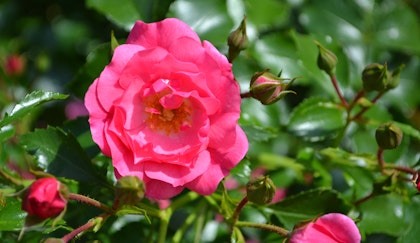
[115,205,150,223]
[19,127,103,183]
[168,0,234,46]
[287,97,346,142]
[394,121,420,141]
[358,194,409,236]
[318,147,377,169]
[271,188,351,229]
[68,43,111,98]
[0,91,68,127]
[0,125,15,142]
[231,227,245,243]
[86,0,141,30]
[0,197,25,231]
[241,124,278,143]
[132,0,176,22]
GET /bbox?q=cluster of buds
[362,63,404,92]
[249,70,296,105]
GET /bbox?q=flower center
[144,92,192,135]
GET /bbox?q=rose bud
[362,63,390,92]
[4,54,25,76]
[375,122,403,150]
[289,213,361,243]
[227,16,249,62]
[386,64,405,90]
[22,177,68,219]
[249,70,296,105]
[315,41,337,76]
[246,176,276,205]
[115,175,145,206]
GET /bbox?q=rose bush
[289,213,361,243]
[22,177,67,219]
[85,18,248,200]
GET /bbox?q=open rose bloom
[85,18,248,199]
[289,213,361,243]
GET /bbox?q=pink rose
[22,177,67,219]
[85,18,248,200]
[289,213,361,243]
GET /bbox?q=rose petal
[144,180,184,200]
[127,18,201,50]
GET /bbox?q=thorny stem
[330,75,348,108]
[232,196,249,225]
[61,216,102,243]
[68,193,112,213]
[235,221,290,237]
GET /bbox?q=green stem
[157,209,172,243]
[193,202,207,243]
[377,148,385,173]
[169,191,199,211]
[61,216,103,243]
[235,220,289,237]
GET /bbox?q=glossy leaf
[287,97,346,141]
[68,43,111,98]
[86,0,140,30]
[0,197,25,231]
[271,188,351,229]
[0,91,68,127]
[19,127,103,183]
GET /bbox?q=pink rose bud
[250,70,296,105]
[4,54,26,76]
[289,213,361,243]
[22,177,68,219]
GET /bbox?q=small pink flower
[85,18,248,200]
[289,213,361,243]
[22,178,67,219]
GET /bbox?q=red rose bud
[115,176,145,206]
[375,122,403,150]
[227,16,249,62]
[4,54,25,76]
[246,176,276,205]
[315,41,337,76]
[250,70,296,105]
[22,177,68,219]
[362,63,389,92]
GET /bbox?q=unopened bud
[386,64,405,90]
[315,41,337,76]
[246,176,276,205]
[250,70,296,105]
[362,63,389,92]
[375,122,403,150]
[115,176,145,205]
[227,16,249,62]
